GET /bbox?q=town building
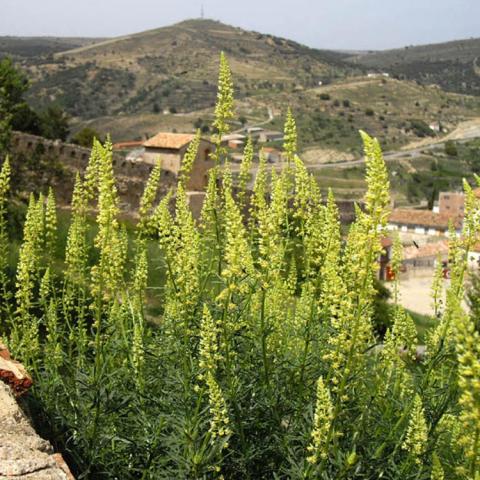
[387,208,462,242]
[246,127,264,138]
[263,147,283,163]
[257,130,284,143]
[143,132,215,190]
[438,191,465,217]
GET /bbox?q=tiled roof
[381,237,393,248]
[113,141,144,149]
[143,132,196,150]
[403,240,449,260]
[389,209,462,229]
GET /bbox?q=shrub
[319,93,331,100]
[410,119,435,138]
[365,108,375,116]
[445,140,458,156]
[0,54,479,480]
[71,127,103,147]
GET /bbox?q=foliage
[445,140,458,157]
[0,57,29,152]
[409,119,435,138]
[38,106,70,141]
[71,127,104,147]
[1,54,480,480]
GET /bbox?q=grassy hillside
[72,76,480,156]
[235,76,480,154]
[348,38,480,96]
[13,19,357,119]
[0,36,105,60]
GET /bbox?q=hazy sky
[1,0,479,50]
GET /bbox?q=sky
[1,0,479,51]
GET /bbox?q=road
[227,118,480,174]
[232,107,274,134]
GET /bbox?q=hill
[11,19,357,119]
[4,21,480,158]
[347,38,480,96]
[0,36,105,59]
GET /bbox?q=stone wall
[10,132,177,215]
[0,344,74,479]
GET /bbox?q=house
[228,139,245,149]
[387,208,462,241]
[221,133,246,145]
[438,191,465,217]
[263,147,282,163]
[258,130,284,143]
[429,122,442,133]
[143,132,215,190]
[113,141,145,150]
[246,127,264,138]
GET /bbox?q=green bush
[445,140,458,156]
[409,119,435,138]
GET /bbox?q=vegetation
[71,126,104,147]
[0,57,71,147]
[348,37,480,96]
[1,55,480,480]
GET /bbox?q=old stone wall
[0,345,74,479]
[10,132,177,215]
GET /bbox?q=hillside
[13,19,356,119]
[348,37,480,95]
[4,21,480,157]
[0,36,105,59]
[78,76,480,156]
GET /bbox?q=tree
[11,103,42,136]
[71,127,103,148]
[0,57,29,153]
[39,106,70,141]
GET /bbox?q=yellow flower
[306,376,334,464]
[402,394,428,464]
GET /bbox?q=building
[263,147,282,163]
[246,127,264,138]
[221,133,246,144]
[143,132,214,190]
[387,208,462,241]
[438,191,465,217]
[228,139,245,150]
[258,130,284,143]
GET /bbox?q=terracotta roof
[403,240,449,260]
[263,147,280,153]
[474,188,480,199]
[143,132,196,150]
[381,237,393,248]
[389,209,462,229]
[113,141,144,149]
